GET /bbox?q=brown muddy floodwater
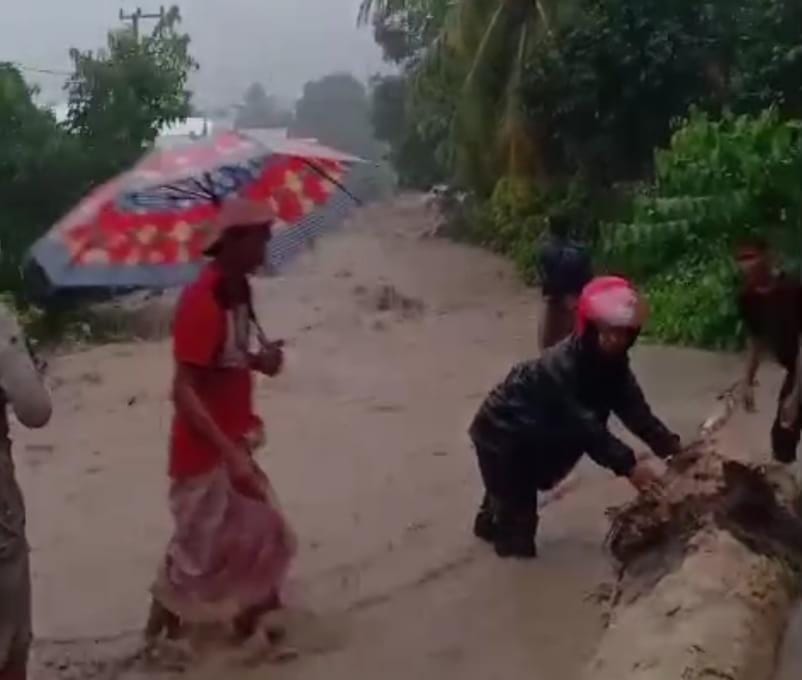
[776,604,802,680]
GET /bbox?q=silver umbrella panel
[266,165,369,273]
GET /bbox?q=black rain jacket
[469,335,679,489]
[538,236,593,299]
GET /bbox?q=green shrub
[476,178,546,281]
[643,251,743,349]
[602,108,802,348]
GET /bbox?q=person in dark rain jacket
[537,215,594,350]
[469,276,681,558]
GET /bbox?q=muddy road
[17,197,786,679]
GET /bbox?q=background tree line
[362,0,802,348]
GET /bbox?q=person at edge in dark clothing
[536,214,594,350]
[469,276,681,558]
[734,236,802,465]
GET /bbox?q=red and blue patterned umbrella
[28,131,361,290]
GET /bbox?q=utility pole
[119,6,165,41]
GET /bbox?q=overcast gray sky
[1,0,387,109]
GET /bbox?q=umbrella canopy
[28,131,362,290]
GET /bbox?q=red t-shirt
[169,264,262,479]
[738,273,802,371]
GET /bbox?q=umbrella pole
[201,173,222,206]
[301,160,362,206]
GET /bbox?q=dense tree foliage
[234,83,292,130]
[0,66,85,293]
[362,0,555,192]
[290,73,382,160]
[370,69,456,188]
[358,0,450,64]
[66,6,196,174]
[361,0,802,347]
[364,0,802,191]
[603,110,802,348]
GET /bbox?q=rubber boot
[473,494,496,543]
[494,507,538,559]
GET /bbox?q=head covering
[576,276,648,335]
[203,196,275,256]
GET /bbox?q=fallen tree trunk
[583,433,802,680]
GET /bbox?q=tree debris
[585,419,802,680]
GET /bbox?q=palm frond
[357,0,379,25]
[534,0,554,37]
[462,3,508,90]
[388,0,558,190]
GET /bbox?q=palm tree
[360,0,557,194]
[451,0,555,191]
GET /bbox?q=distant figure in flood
[537,215,594,350]
[0,305,52,680]
[469,276,681,558]
[146,198,296,655]
[734,236,802,465]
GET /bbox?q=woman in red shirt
[147,198,296,654]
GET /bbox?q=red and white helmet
[576,276,648,335]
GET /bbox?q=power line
[1,62,71,77]
[5,6,166,80]
[119,6,165,41]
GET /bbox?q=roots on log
[584,437,802,680]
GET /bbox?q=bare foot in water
[232,593,282,641]
[143,635,194,673]
[144,598,183,643]
[238,627,299,667]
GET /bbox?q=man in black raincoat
[469,276,681,558]
[537,215,594,350]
